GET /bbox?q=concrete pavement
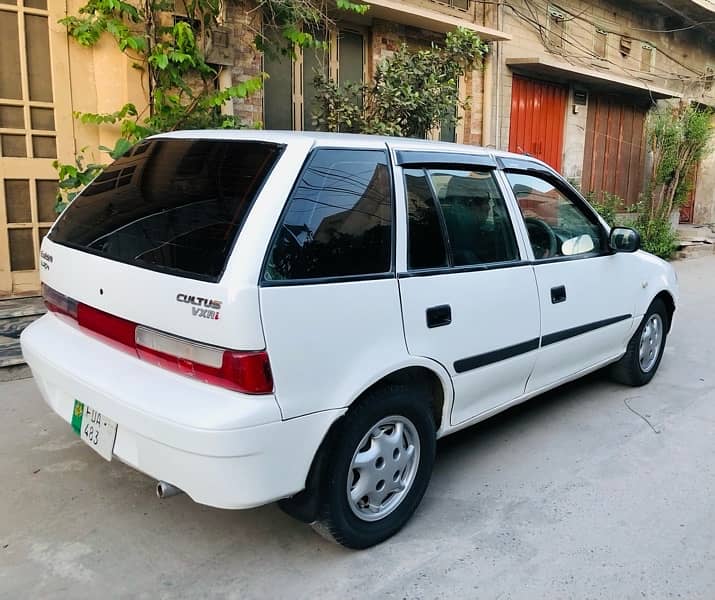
[2,256,715,599]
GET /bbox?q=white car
[22,131,678,548]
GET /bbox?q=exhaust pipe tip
[156,481,183,499]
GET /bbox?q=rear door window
[404,169,448,270]
[49,139,283,281]
[263,148,392,282]
[404,168,519,269]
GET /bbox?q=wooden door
[508,75,568,171]
[0,0,73,296]
[679,163,698,224]
[582,94,648,207]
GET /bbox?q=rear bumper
[21,314,343,509]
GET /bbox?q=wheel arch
[652,289,676,332]
[278,361,453,523]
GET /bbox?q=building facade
[491,0,715,223]
[1,0,714,296]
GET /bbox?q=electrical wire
[505,2,663,104]
[476,0,715,35]
[510,0,711,82]
[507,0,702,76]
[631,20,715,33]
[505,0,714,98]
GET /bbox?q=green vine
[53,151,105,212]
[54,0,368,211]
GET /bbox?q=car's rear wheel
[611,298,668,386]
[311,385,436,549]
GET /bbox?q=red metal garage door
[582,94,648,207]
[508,76,568,171]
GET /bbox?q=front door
[397,165,540,426]
[504,170,637,392]
[0,0,73,296]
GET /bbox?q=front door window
[506,172,604,260]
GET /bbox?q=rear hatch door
[43,136,284,350]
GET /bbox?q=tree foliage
[622,103,715,259]
[257,0,368,58]
[586,190,621,228]
[312,28,488,138]
[647,103,714,221]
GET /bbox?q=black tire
[611,298,668,386]
[311,384,436,549]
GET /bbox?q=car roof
[150,129,551,170]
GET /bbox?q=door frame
[0,0,74,296]
[679,162,699,224]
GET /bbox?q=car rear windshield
[49,139,283,281]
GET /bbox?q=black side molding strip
[541,314,632,347]
[452,314,633,375]
[454,338,540,374]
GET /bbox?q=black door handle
[426,304,452,328]
[551,285,567,304]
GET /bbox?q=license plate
[71,400,117,461]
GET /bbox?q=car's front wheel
[611,298,669,386]
[312,385,436,549]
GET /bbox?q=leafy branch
[312,27,488,138]
[52,152,105,211]
[647,104,714,221]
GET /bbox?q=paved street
[2,256,715,599]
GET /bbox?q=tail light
[135,327,273,394]
[41,285,273,394]
[42,283,77,319]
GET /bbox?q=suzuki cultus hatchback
[22,131,678,548]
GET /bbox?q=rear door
[258,146,407,419]
[395,153,541,426]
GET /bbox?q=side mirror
[609,227,641,253]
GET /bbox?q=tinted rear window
[263,148,392,282]
[49,139,282,281]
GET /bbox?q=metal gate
[582,93,648,207]
[508,75,568,171]
[0,0,73,296]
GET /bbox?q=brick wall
[226,0,263,125]
[224,6,492,144]
[369,18,485,145]
[462,69,484,146]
